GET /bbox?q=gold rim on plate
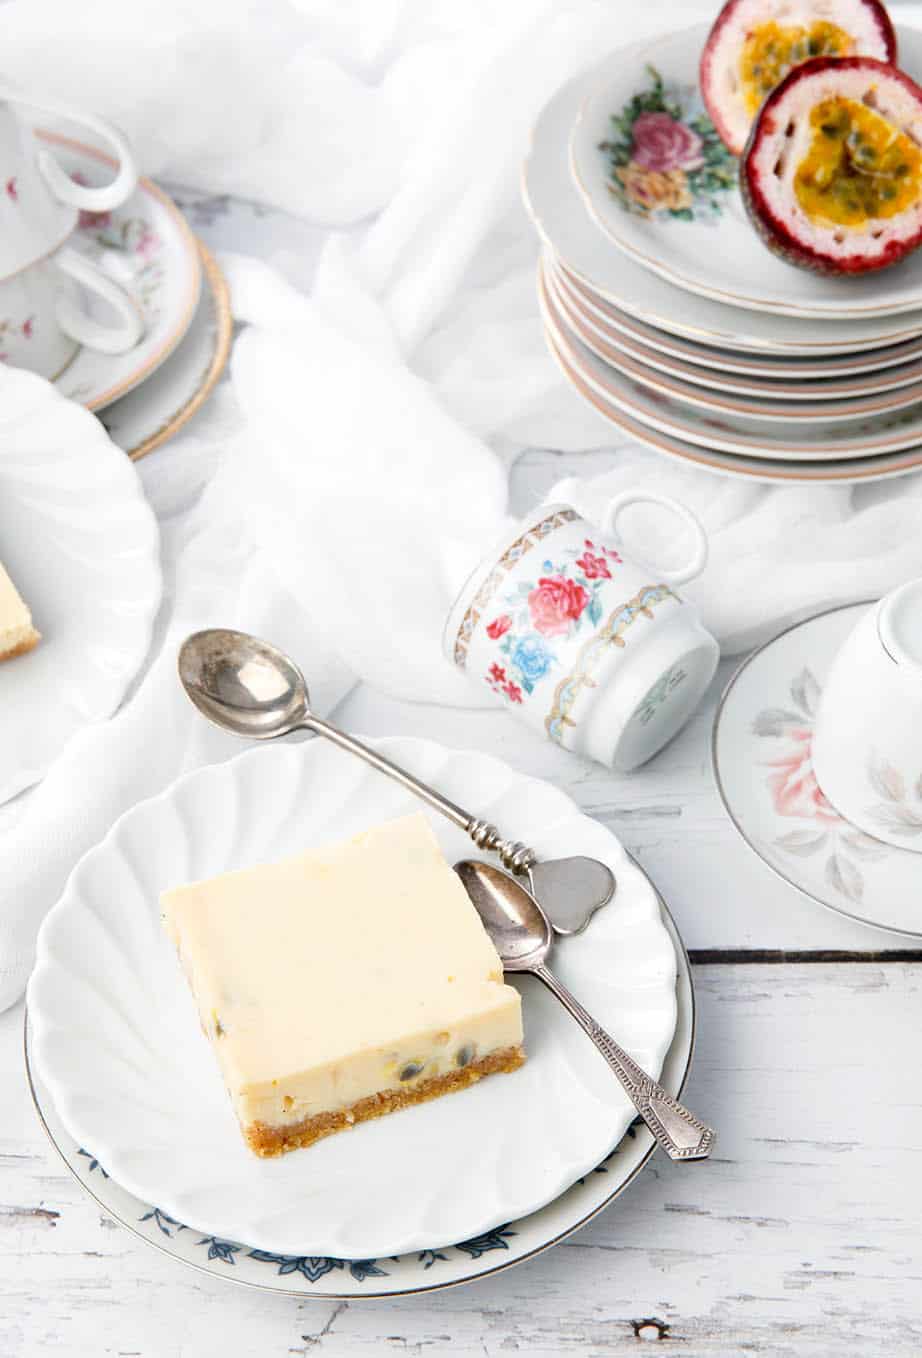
[127,242,232,462]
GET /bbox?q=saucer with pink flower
[713,601,922,937]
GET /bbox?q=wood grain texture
[4,964,921,1356]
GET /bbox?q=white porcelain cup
[813,579,922,851]
[443,494,719,771]
[0,246,144,379]
[0,80,138,278]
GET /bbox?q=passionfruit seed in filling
[793,95,922,226]
[740,21,852,116]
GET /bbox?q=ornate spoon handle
[305,713,538,870]
[533,962,715,1161]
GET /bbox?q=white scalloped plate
[28,736,678,1260]
[24,895,695,1298]
[0,369,161,804]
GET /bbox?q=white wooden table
[3,194,921,1357]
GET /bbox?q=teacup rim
[878,578,922,674]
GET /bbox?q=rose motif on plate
[598,65,736,221]
[753,666,892,904]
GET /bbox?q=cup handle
[601,491,708,586]
[53,247,144,355]
[2,86,138,212]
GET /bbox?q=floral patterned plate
[23,890,695,1298]
[540,273,922,462]
[30,130,201,410]
[524,67,922,357]
[713,602,922,937]
[569,25,922,320]
[552,258,922,383]
[547,266,922,423]
[544,320,922,485]
[549,263,922,405]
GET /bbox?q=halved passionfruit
[700,0,897,155]
[741,56,922,274]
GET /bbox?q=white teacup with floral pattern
[0,245,144,379]
[813,579,922,852]
[443,494,719,771]
[1,80,138,278]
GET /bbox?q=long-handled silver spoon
[455,859,715,1162]
[178,629,614,933]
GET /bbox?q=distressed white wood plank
[4,964,922,1355]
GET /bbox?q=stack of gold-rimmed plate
[524,20,922,483]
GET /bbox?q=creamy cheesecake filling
[238,994,522,1131]
[162,813,525,1156]
[0,562,39,660]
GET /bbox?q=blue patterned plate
[25,893,694,1298]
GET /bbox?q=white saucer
[38,131,201,411]
[523,64,922,354]
[544,320,922,484]
[541,273,922,462]
[570,26,922,320]
[28,736,679,1260]
[0,369,162,805]
[24,886,695,1299]
[99,243,231,461]
[713,603,922,938]
[547,265,922,422]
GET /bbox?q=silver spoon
[455,859,715,1162]
[177,628,614,933]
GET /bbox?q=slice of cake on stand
[0,562,40,661]
[162,813,525,1157]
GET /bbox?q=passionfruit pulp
[700,0,897,155]
[741,56,922,274]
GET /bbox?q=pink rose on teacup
[631,112,704,173]
[528,576,589,638]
